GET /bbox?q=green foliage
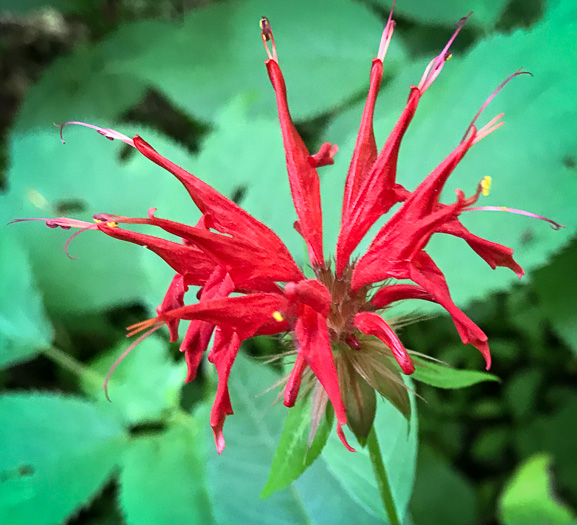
[0,0,77,14]
[499,454,575,525]
[411,446,479,525]
[0,229,53,369]
[533,241,577,356]
[411,357,500,388]
[373,0,511,29]
[320,381,418,522]
[261,394,333,498]
[0,393,128,525]
[119,423,214,525]
[107,0,407,123]
[515,396,577,503]
[80,335,186,425]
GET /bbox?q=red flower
[16,8,562,453]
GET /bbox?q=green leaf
[532,239,577,356]
[411,357,500,389]
[0,227,53,369]
[326,0,577,309]
[320,381,418,522]
[80,335,186,425]
[119,423,214,525]
[499,454,575,525]
[372,0,511,29]
[0,0,78,13]
[13,27,152,132]
[514,396,577,502]
[261,394,333,499]
[204,353,417,524]
[0,393,127,525]
[109,0,407,123]
[4,124,195,315]
[410,445,479,525]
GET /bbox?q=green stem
[42,345,104,388]
[367,426,401,525]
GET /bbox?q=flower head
[16,8,563,453]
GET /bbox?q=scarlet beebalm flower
[17,10,562,453]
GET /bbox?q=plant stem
[42,345,103,388]
[367,426,401,525]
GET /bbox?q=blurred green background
[0,0,576,524]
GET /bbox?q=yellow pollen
[94,219,103,223]
[106,221,118,228]
[272,311,284,322]
[445,53,452,62]
[501,206,509,211]
[481,176,492,196]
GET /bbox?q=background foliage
[0,0,576,524]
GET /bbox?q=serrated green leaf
[119,423,214,525]
[411,357,500,388]
[499,454,575,525]
[0,393,127,525]
[5,124,195,315]
[373,0,511,29]
[80,335,186,425]
[0,226,53,369]
[109,0,407,123]
[261,393,333,499]
[325,0,577,310]
[204,353,417,524]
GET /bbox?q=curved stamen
[56,121,135,147]
[417,12,471,93]
[462,70,532,143]
[464,206,564,230]
[260,16,277,62]
[126,316,163,337]
[377,0,396,62]
[103,324,163,402]
[63,225,100,260]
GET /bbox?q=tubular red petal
[145,216,303,285]
[208,330,242,454]
[439,219,524,277]
[266,60,325,269]
[341,59,384,219]
[308,142,338,168]
[409,251,491,369]
[182,320,214,383]
[352,193,465,290]
[96,223,216,286]
[156,274,188,342]
[397,131,476,223]
[284,353,308,407]
[336,88,421,276]
[294,305,354,451]
[354,312,414,374]
[180,267,235,383]
[158,294,288,337]
[371,284,436,309]
[133,135,301,277]
[284,279,332,318]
